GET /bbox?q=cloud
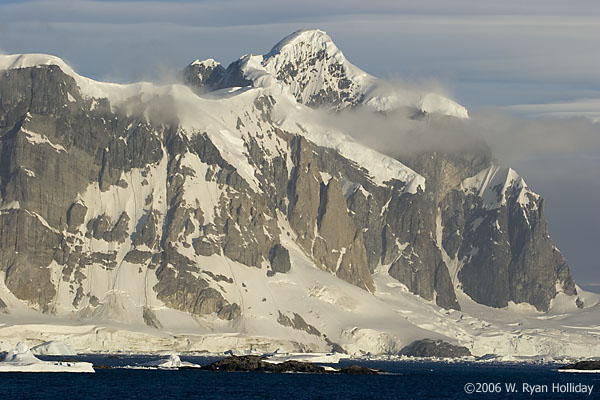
[313,109,483,162]
[318,102,600,283]
[1,1,599,93]
[315,101,600,168]
[2,0,599,25]
[468,109,600,162]
[505,99,600,123]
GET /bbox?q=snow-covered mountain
[0,31,598,358]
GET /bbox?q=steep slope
[0,33,590,356]
[456,166,576,310]
[400,152,578,311]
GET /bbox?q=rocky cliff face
[400,151,578,311]
[0,31,582,345]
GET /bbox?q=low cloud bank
[316,100,599,283]
[315,103,600,168]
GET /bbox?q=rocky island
[202,355,381,374]
[559,361,600,373]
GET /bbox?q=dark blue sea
[2,355,599,399]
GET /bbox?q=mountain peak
[190,58,221,68]
[259,29,372,110]
[184,58,225,89]
[0,53,77,77]
[260,30,467,117]
[265,29,339,60]
[179,30,468,117]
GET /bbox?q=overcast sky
[0,0,598,289]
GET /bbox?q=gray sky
[0,0,598,289]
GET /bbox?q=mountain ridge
[183,29,469,118]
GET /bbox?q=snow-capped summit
[190,58,220,68]
[462,166,539,210]
[265,29,338,59]
[183,58,225,90]
[182,29,468,118]
[0,53,76,74]
[259,29,374,110]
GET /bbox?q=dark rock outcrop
[181,60,226,92]
[559,361,600,371]
[203,356,327,373]
[0,297,8,313]
[269,244,291,274]
[339,365,379,375]
[400,339,471,358]
[202,355,382,374]
[277,311,321,336]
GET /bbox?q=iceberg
[138,354,201,370]
[0,342,94,373]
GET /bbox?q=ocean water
[2,356,599,399]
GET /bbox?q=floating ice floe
[559,369,600,373]
[133,354,201,370]
[263,352,345,364]
[0,342,94,373]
